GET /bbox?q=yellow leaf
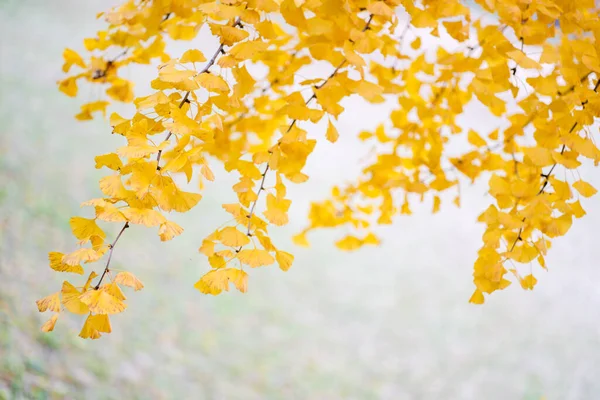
[180,49,206,63]
[569,200,586,218]
[263,194,291,226]
[99,175,129,199]
[195,73,229,92]
[70,217,106,241]
[58,77,78,97]
[95,153,123,170]
[122,208,166,227]
[79,289,127,314]
[61,281,89,314]
[41,314,59,333]
[467,130,487,147]
[469,289,485,304]
[520,274,537,290]
[292,232,310,247]
[194,269,229,295]
[506,49,541,69]
[62,48,86,72]
[114,271,144,291]
[220,226,250,247]
[275,251,294,271]
[211,24,249,46]
[335,235,362,251]
[237,249,275,268]
[326,119,339,143]
[158,63,196,83]
[228,40,268,61]
[82,271,98,292]
[572,180,597,197]
[62,248,101,266]
[199,240,216,257]
[209,254,227,269]
[432,196,441,213]
[523,147,554,167]
[36,292,61,313]
[367,1,394,18]
[49,251,84,274]
[158,220,184,241]
[225,268,248,292]
[79,314,111,339]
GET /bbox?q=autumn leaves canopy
[39,0,600,338]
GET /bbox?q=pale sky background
[1,1,600,399]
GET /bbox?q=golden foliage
[42,0,600,338]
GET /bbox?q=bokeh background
[2,1,600,399]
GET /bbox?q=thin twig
[156,18,242,170]
[237,14,375,249]
[95,222,129,289]
[507,76,599,253]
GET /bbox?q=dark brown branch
[156,18,242,170]
[508,76,599,253]
[95,222,129,289]
[237,14,375,249]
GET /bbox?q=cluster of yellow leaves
[46,0,600,338]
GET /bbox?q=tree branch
[95,222,129,289]
[238,14,375,248]
[156,18,242,170]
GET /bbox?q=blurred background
[2,1,600,399]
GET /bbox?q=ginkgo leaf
[520,274,538,290]
[122,208,166,227]
[41,314,59,333]
[572,180,597,197]
[275,251,294,271]
[58,77,77,97]
[211,24,249,46]
[226,268,248,293]
[263,194,291,226]
[61,281,89,315]
[114,271,144,291]
[228,40,268,61]
[99,175,129,199]
[158,220,184,241]
[83,271,99,291]
[506,50,541,69]
[195,73,229,92]
[292,232,310,247]
[326,119,339,143]
[194,269,229,295]
[79,314,112,339]
[219,226,250,247]
[237,249,275,268]
[62,48,86,72]
[367,1,394,17]
[180,49,206,63]
[158,63,196,83]
[36,292,61,313]
[469,289,485,304]
[79,289,127,314]
[70,217,106,241]
[62,248,101,266]
[335,235,363,251]
[49,252,84,274]
[101,282,127,301]
[199,240,216,257]
[95,153,123,170]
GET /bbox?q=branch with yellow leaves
[93,18,243,289]
[506,75,600,254]
[236,13,375,250]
